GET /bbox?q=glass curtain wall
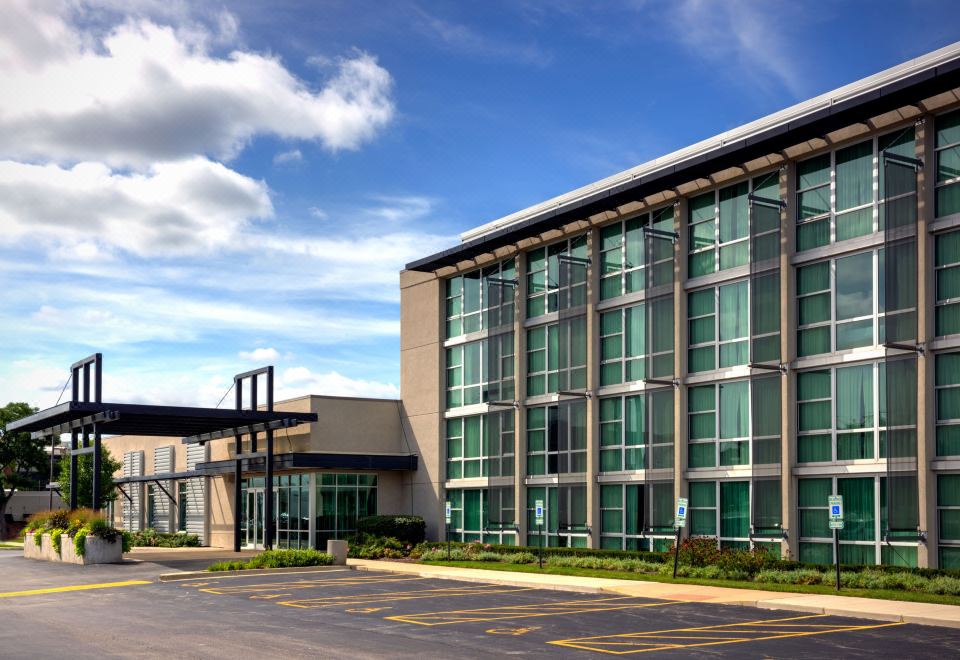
[798,476,917,566]
[315,474,377,546]
[446,488,516,544]
[527,236,587,319]
[445,259,516,338]
[936,109,960,218]
[937,353,960,457]
[936,230,960,337]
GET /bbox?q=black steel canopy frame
[7,356,317,545]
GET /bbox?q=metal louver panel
[185,443,209,543]
[152,446,174,533]
[122,450,144,531]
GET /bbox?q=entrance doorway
[242,486,276,549]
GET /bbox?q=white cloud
[0,4,395,167]
[411,6,551,67]
[667,0,807,97]
[0,157,272,258]
[239,347,281,362]
[308,206,328,219]
[273,149,303,165]
[277,367,399,400]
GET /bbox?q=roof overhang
[197,452,418,474]
[7,400,318,439]
[405,43,960,272]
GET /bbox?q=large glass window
[688,480,771,552]
[688,279,757,372]
[688,174,778,278]
[316,473,377,546]
[939,474,960,569]
[526,485,587,547]
[600,206,674,300]
[599,482,674,551]
[526,236,587,318]
[446,411,515,480]
[936,230,960,337]
[275,474,311,549]
[445,259,516,339]
[796,246,916,357]
[526,402,587,476]
[446,335,515,409]
[795,128,916,251]
[446,488,516,545]
[688,379,780,469]
[599,299,673,385]
[797,361,916,463]
[526,320,586,395]
[599,390,674,472]
[938,353,960,457]
[798,475,916,567]
[936,109,960,218]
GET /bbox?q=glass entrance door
[244,487,265,549]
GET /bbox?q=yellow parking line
[280,584,534,609]
[201,574,424,595]
[0,580,151,599]
[548,614,906,654]
[386,596,685,626]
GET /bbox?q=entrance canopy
[8,400,316,440]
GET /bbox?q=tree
[57,445,122,511]
[0,402,46,540]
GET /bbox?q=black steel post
[834,529,841,591]
[672,527,682,579]
[92,424,101,512]
[93,354,102,403]
[48,435,55,509]
[71,367,80,402]
[234,460,242,552]
[69,428,78,510]
[538,526,543,569]
[265,429,274,549]
[82,362,90,402]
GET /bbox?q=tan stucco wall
[399,268,444,539]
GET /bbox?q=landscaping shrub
[129,529,201,548]
[356,516,426,544]
[347,533,411,559]
[208,549,334,571]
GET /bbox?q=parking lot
[5,551,960,658]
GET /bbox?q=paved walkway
[347,558,960,629]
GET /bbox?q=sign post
[673,497,688,579]
[535,499,544,569]
[445,501,452,561]
[828,495,844,590]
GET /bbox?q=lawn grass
[0,542,23,550]
[420,559,960,607]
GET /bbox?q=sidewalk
[347,558,960,629]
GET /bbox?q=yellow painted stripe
[0,580,151,599]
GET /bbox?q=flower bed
[22,509,130,565]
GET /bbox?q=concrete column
[586,227,600,548]
[780,161,799,561]
[674,198,689,525]
[514,250,528,545]
[917,116,936,567]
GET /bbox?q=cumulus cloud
[239,347,281,362]
[273,149,303,165]
[0,4,395,167]
[0,157,272,258]
[277,366,399,400]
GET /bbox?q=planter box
[60,535,122,565]
[23,532,122,565]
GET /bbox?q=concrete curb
[158,565,351,582]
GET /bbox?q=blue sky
[2,0,959,409]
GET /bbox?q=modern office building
[400,42,960,569]
[8,42,960,568]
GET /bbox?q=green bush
[356,516,426,544]
[74,528,88,556]
[347,533,409,559]
[208,549,334,572]
[129,529,201,548]
[51,529,63,555]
